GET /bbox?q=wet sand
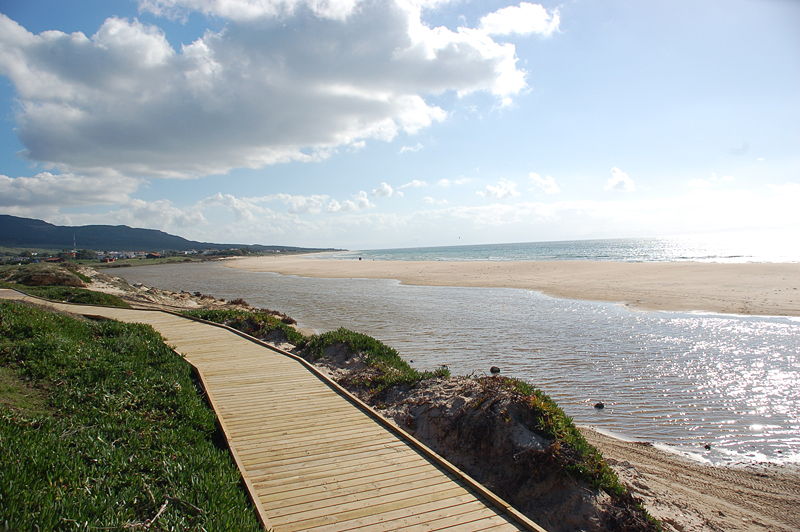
[581,428,800,532]
[229,256,800,316]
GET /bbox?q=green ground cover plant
[183,308,306,346]
[0,301,261,530]
[499,376,627,497]
[304,327,450,393]
[0,283,132,308]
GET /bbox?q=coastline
[228,256,800,316]
[8,263,798,531]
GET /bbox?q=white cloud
[0,2,538,180]
[0,172,140,207]
[400,179,428,189]
[372,181,403,198]
[326,190,374,212]
[423,196,449,205]
[687,173,734,189]
[251,193,332,214]
[437,177,473,187]
[478,178,520,199]
[529,172,560,194]
[399,142,424,154]
[479,2,560,37]
[139,0,361,22]
[605,167,635,192]
[251,190,375,213]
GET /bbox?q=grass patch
[499,376,626,497]
[0,282,131,308]
[304,328,450,393]
[0,263,86,288]
[62,263,92,284]
[183,308,306,346]
[0,366,52,417]
[0,300,261,530]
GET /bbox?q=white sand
[228,256,800,316]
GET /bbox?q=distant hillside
[0,215,335,253]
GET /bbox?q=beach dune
[229,256,800,317]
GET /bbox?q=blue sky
[0,0,798,249]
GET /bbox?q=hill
[0,215,335,253]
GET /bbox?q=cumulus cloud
[423,196,448,205]
[372,181,403,198]
[399,143,424,154]
[400,179,428,189]
[252,190,375,213]
[328,190,374,212]
[437,177,472,187]
[478,178,519,199]
[249,193,330,214]
[0,172,140,207]
[139,0,361,22]
[480,2,560,37]
[0,1,544,180]
[687,173,734,189]
[605,167,635,192]
[529,172,560,194]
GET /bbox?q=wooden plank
[332,502,507,532]
[232,422,386,448]
[252,462,434,493]
[472,521,525,531]
[240,445,422,477]
[211,393,337,409]
[424,511,519,531]
[258,464,444,502]
[270,475,454,513]
[228,414,379,437]
[219,405,358,425]
[273,485,469,530]
[307,496,483,531]
[223,409,366,428]
[231,422,388,446]
[246,441,409,479]
[243,443,421,478]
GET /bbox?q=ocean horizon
[318,235,800,263]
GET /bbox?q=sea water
[115,260,800,466]
[320,236,800,263]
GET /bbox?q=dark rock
[594,402,605,409]
[490,366,501,374]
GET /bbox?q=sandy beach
[229,256,800,316]
[581,428,800,531]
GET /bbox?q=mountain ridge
[0,214,334,253]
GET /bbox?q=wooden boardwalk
[1,290,544,531]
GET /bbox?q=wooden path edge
[2,290,546,532]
